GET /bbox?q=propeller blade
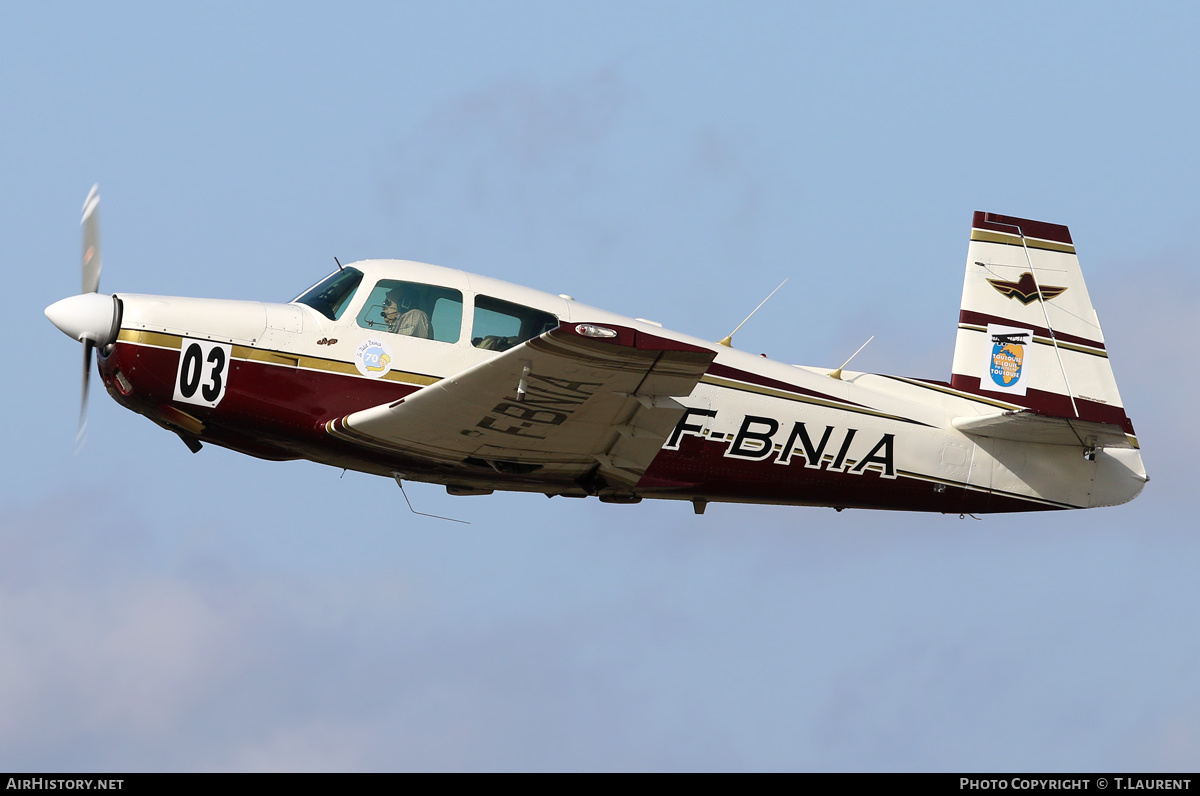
[82,184,101,294]
[76,339,94,451]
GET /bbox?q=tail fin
[950,211,1135,437]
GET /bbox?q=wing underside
[328,323,716,493]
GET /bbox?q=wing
[327,322,716,492]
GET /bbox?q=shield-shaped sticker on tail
[980,323,1031,396]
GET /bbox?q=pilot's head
[382,287,412,324]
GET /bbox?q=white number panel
[173,339,232,408]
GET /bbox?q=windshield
[292,267,363,320]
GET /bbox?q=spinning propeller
[45,185,120,448]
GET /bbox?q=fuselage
[93,259,1146,513]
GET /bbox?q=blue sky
[2,1,1198,771]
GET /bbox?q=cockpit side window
[472,295,558,352]
[356,280,463,343]
[293,267,363,320]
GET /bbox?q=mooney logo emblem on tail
[986,272,1067,305]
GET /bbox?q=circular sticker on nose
[355,338,393,378]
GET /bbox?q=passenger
[474,334,519,352]
[382,287,432,339]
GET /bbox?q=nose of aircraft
[45,292,118,345]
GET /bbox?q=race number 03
[173,339,233,408]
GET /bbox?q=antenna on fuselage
[719,278,788,348]
[828,335,875,380]
[334,256,344,272]
[392,472,469,524]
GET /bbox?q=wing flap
[330,323,715,489]
[952,409,1134,448]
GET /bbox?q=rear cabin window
[293,267,363,320]
[356,280,463,344]
[472,295,558,352]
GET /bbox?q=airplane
[45,186,1147,516]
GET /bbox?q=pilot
[382,287,432,339]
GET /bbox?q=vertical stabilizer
[951,212,1134,435]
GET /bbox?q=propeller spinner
[45,185,119,448]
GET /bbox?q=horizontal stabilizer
[952,410,1133,449]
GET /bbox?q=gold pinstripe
[881,375,1139,448]
[970,229,1077,254]
[116,328,440,386]
[957,323,1108,358]
[700,374,921,425]
[117,329,181,349]
[884,375,1029,410]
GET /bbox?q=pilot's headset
[382,287,413,317]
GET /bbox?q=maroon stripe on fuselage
[640,435,1063,514]
[959,310,1105,351]
[99,339,1073,514]
[99,340,422,451]
[706,363,869,408]
[973,211,1073,245]
[947,374,1134,434]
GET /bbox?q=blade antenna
[719,278,787,347]
[829,335,874,380]
[392,473,469,524]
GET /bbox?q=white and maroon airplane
[46,187,1146,514]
